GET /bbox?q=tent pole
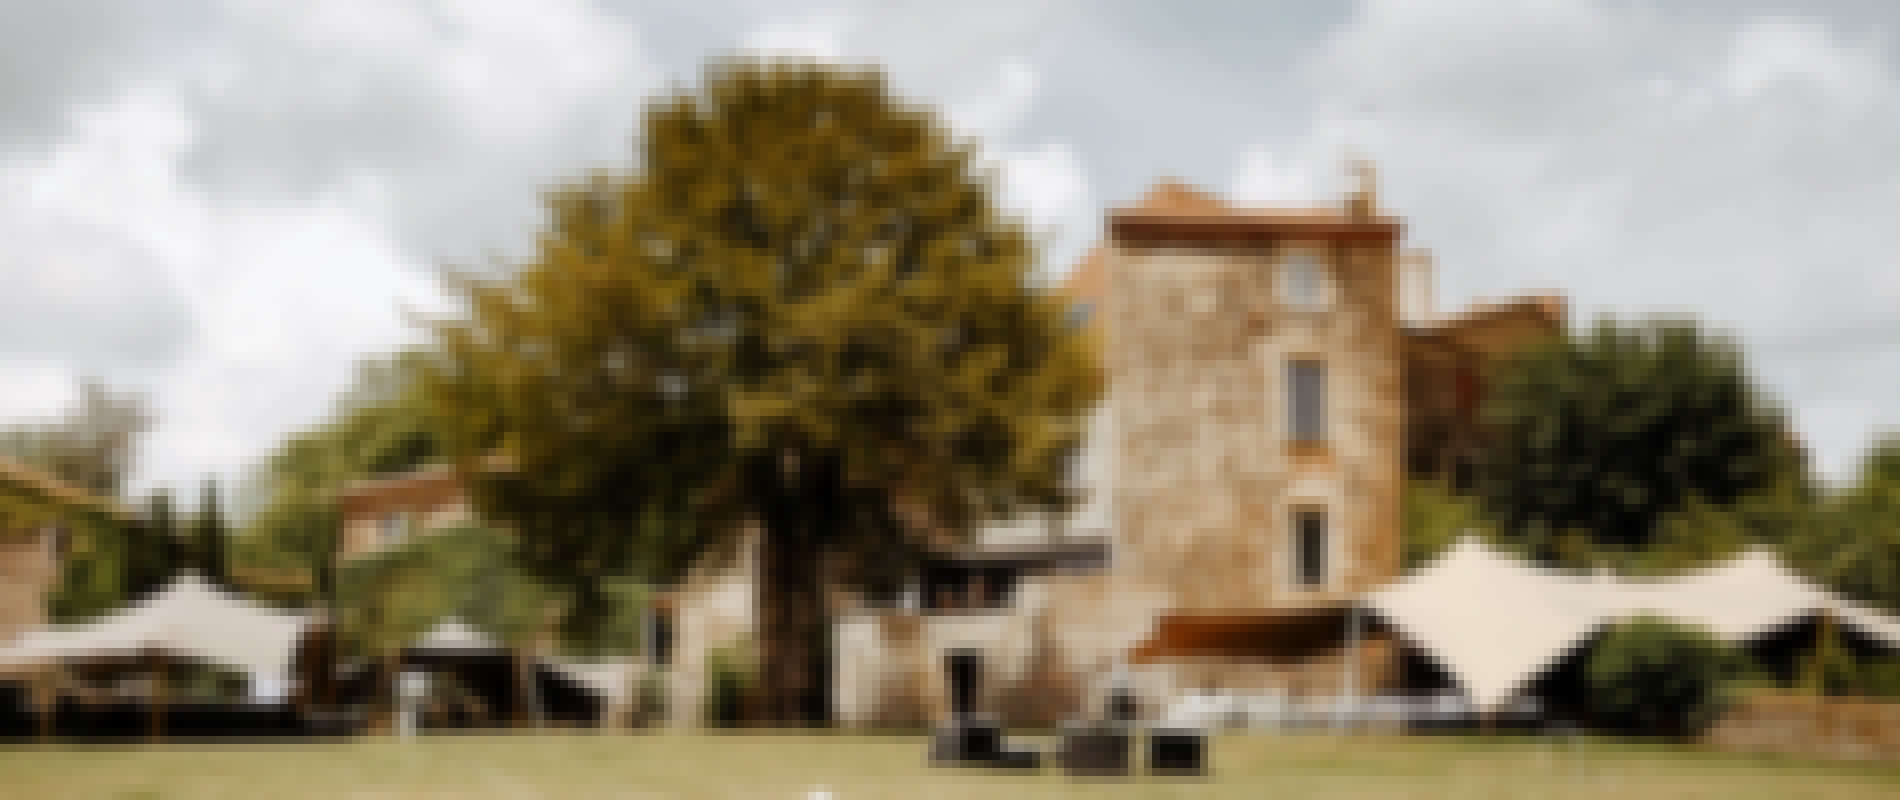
[512,650,544,729]
[1343,601,1362,735]
[149,648,167,741]
[383,651,399,735]
[35,672,53,741]
[531,654,546,729]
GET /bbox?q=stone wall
[667,525,758,727]
[1703,692,1900,762]
[834,570,1178,728]
[0,531,53,642]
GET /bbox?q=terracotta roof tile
[1132,177,1230,212]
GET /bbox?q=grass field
[1,731,1896,800]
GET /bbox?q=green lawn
[1,731,1895,800]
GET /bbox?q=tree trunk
[758,509,827,726]
[753,449,837,727]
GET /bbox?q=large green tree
[423,58,1100,724]
[1478,317,1802,570]
[238,350,445,609]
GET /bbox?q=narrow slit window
[1294,510,1328,588]
[1288,360,1327,442]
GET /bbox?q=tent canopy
[404,618,637,706]
[409,618,504,655]
[0,572,313,680]
[1365,537,1900,709]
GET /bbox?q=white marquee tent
[0,571,314,684]
[400,617,638,723]
[1364,537,1900,709]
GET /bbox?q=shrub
[1583,615,1760,737]
[703,638,757,727]
[1858,658,1900,698]
[638,669,669,723]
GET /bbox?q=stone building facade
[834,172,1563,726]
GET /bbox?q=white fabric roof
[411,618,503,652]
[410,619,638,705]
[0,572,313,680]
[1365,537,1900,709]
[541,659,638,706]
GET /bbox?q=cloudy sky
[3,0,1898,500]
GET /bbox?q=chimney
[1399,249,1436,326]
[1345,158,1379,220]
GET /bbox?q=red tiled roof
[1108,177,1402,244]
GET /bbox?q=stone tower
[1103,175,1406,611]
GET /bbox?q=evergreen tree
[190,477,231,587]
[125,488,184,600]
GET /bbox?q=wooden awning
[1128,606,1355,664]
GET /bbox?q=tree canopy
[422,58,1100,723]
[1478,316,1803,570]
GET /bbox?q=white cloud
[1229,145,1319,206]
[180,0,657,265]
[947,58,1039,139]
[0,85,203,367]
[739,12,858,60]
[142,202,440,496]
[1308,0,1630,131]
[945,59,1092,279]
[1723,16,1888,111]
[0,0,667,495]
[0,81,449,495]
